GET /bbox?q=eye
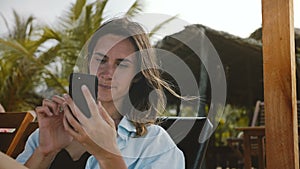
[117,63,129,68]
[116,60,130,68]
[95,58,107,64]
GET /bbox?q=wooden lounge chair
[9,122,39,158]
[228,100,300,169]
[158,117,211,169]
[0,112,35,157]
[226,101,265,169]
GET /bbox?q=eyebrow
[93,52,133,63]
[93,52,106,57]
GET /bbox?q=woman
[17,17,184,169]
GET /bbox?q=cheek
[113,69,136,86]
[90,64,106,77]
[89,69,97,75]
[113,74,132,86]
[89,63,99,75]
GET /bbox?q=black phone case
[69,73,98,118]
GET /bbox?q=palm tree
[0,0,145,111]
[0,0,176,111]
[0,10,64,111]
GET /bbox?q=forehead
[93,34,136,58]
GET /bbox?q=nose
[98,63,115,80]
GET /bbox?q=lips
[99,83,111,89]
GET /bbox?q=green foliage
[161,105,178,117]
[162,105,199,117]
[0,12,52,111]
[125,0,143,17]
[0,0,176,112]
[0,0,142,111]
[214,104,249,146]
[0,0,114,111]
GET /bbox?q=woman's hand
[35,95,73,156]
[62,85,122,160]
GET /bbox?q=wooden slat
[0,112,34,157]
[262,0,299,168]
[6,112,34,156]
[9,122,39,158]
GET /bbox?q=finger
[52,95,66,115]
[64,105,83,133]
[98,101,115,128]
[52,95,65,104]
[81,85,99,118]
[63,94,88,125]
[63,112,81,138]
[42,99,58,115]
[63,106,87,142]
[36,105,53,117]
[35,106,47,118]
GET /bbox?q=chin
[98,98,113,102]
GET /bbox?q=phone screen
[69,73,98,118]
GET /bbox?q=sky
[0,0,299,38]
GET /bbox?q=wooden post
[262,0,299,168]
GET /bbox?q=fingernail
[81,85,88,90]
[63,94,70,99]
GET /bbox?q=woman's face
[89,34,138,103]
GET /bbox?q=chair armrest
[227,137,244,148]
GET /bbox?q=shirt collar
[117,116,136,137]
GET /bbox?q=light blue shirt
[16,128,39,164]
[16,117,185,169]
[86,117,185,169]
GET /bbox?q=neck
[65,140,86,161]
[101,100,123,127]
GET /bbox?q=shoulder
[22,128,39,147]
[146,124,173,141]
[146,124,179,147]
[27,128,40,145]
[137,124,179,154]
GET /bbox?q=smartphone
[69,73,98,118]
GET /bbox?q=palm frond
[72,0,87,21]
[0,39,31,57]
[125,0,143,17]
[11,10,35,41]
[0,13,12,37]
[24,16,35,40]
[91,0,108,30]
[149,15,178,37]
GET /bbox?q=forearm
[24,147,57,169]
[95,151,127,169]
[0,152,28,169]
